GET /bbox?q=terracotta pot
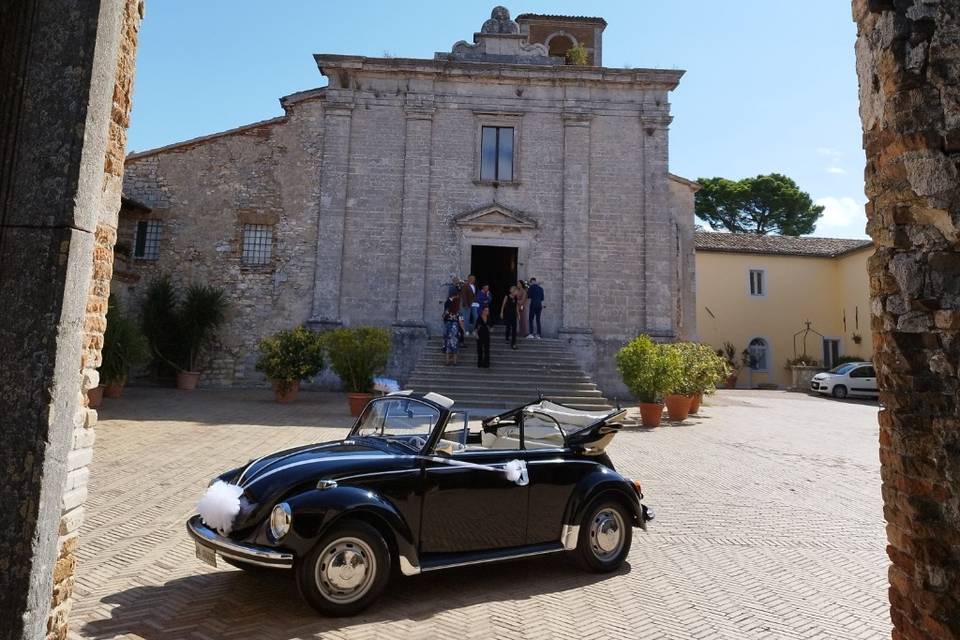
[272,379,300,404]
[638,402,663,428]
[724,373,738,389]
[689,392,703,415]
[664,394,692,422]
[103,381,124,399]
[87,385,105,408]
[176,371,201,390]
[348,392,374,417]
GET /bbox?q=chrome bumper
[186,515,293,569]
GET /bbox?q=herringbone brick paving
[68,388,889,639]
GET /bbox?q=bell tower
[515,13,607,66]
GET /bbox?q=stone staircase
[405,329,613,412]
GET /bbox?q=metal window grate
[242,224,272,265]
[134,219,162,259]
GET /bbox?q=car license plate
[195,542,217,568]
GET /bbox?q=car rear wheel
[832,385,848,399]
[295,520,391,617]
[575,498,632,573]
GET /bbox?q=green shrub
[142,276,228,373]
[565,42,589,66]
[616,335,680,403]
[255,327,325,392]
[101,297,150,385]
[785,356,820,368]
[669,342,729,396]
[322,327,391,393]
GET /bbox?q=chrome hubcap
[590,508,624,560]
[315,537,376,603]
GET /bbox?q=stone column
[395,100,434,327]
[309,98,353,328]
[559,112,592,334]
[640,109,675,338]
[853,2,960,638]
[0,1,138,639]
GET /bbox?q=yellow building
[695,232,874,388]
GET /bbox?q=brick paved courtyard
[69,388,889,640]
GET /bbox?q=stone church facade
[119,7,697,393]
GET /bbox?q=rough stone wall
[853,1,960,638]
[47,2,143,639]
[669,176,698,340]
[121,101,324,386]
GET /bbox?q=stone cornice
[314,54,684,90]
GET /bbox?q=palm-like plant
[142,276,228,374]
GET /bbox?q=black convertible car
[187,391,653,616]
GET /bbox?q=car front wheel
[295,520,391,617]
[832,385,848,399]
[576,498,632,573]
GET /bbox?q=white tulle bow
[197,481,244,536]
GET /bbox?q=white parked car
[810,362,878,399]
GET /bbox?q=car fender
[281,486,418,572]
[563,468,644,544]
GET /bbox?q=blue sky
[127,0,867,239]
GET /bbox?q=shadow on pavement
[80,556,629,640]
[96,387,358,429]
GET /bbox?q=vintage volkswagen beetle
[187,391,653,616]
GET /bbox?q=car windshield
[829,363,858,375]
[351,398,439,451]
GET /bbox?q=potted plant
[616,334,680,428]
[255,327,325,403]
[99,297,150,399]
[717,342,739,389]
[143,277,228,390]
[688,343,729,414]
[664,342,701,422]
[322,327,391,416]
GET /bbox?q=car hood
[812,373,833,381]
[228,440,417,529]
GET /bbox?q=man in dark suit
[526,277,545,339]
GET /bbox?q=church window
[480,126,514,182]
[133,219,161,260]
[242,224,273,265]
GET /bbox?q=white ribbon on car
[427,456,529,486]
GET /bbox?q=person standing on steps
[516,279,529,339]
[501,286,519,350]
[476,306,492,368]
[527,277,545,339]
[461,274,479,336]
[442,292,461,365]
[477,284,492,315]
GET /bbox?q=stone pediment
[454,205,537,231]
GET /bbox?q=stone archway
[0,1,142,639]
[853,2,960,638]
[2,2,959,639]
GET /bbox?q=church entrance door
[471,245,518,323]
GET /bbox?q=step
[408,376,598,389]
[407,385,605,399]
[429,392,613,405]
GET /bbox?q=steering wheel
[409,436,427,450]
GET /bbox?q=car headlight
[269,503,291,540]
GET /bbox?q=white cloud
[817,147,847,175]
[812,196,869,239]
